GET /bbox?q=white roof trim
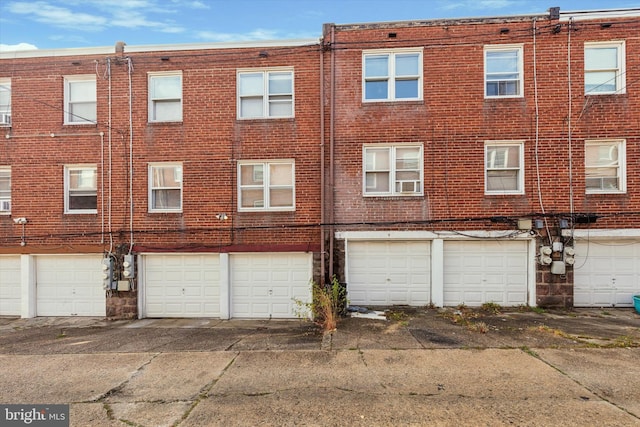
[1,38,319,60]
[560,8,640,21]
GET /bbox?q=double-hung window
[484,45,523,98]
[238,160,295,211]
[584,41,625,95]
[363,49,422,101]
[238,69,294,119]
[0,167,10,214]
[585,140,625,193]
[149,163,183,212]
[148,72,183,122]
[0,78,10,126]
[64,75,96,124]
[363,145,423,196]
[65,165,97,213]
[485,142,524,194]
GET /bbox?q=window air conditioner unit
[0,114,11,126]
[398,180,419,193]
[0,200,10,212]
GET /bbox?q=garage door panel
[144,254,220,318]
[348,241,431,306]
[0,256,21,315]
[575,240,640,307]
[231,253,312,319]
[36,255,105,317]
[444,241,528,307]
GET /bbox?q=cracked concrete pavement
[0,307,639,426]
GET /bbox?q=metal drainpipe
[320,38,326,283]
[328,25,336,280]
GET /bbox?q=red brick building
[324,7,640,310]
[0,40,323,319]
[1,7,639,319]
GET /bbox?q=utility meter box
[550,260,566,275]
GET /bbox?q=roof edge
[0,38,320,60]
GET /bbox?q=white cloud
[0,42,38,52]
[8,1,107,30]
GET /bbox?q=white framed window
[0,167,10,214]
[485,141,524,195]
[484,45,523,98]
[585,140,626,193]
[64,75,96,124]
[363,145,423,196]
[238,160,295,211]
[64,165,97,213]
[149,163,183,212]
[363,48,423,102]
[584,41,625,95]
[148,72,183,122]
[0,78,11,126]
[237,69,294,119]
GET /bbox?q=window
[65,165,97,213]
[64,75,96,124]
[584,41,625,95]
[363,145,422,196]
[238,69,293,119]
[484,45,523,98]
[0,167,10,214]
[238,161,294,210]
[485,142,524,194]
[363,49,422,101]
[0,79,10,126]
[585,140,625,193]
[148,72,182,122]
[149,163,182,212]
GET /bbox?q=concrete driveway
[0,307,638,426]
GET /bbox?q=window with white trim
[149,163,183,212]
[0,167,10,214]
[64,75,96,124]
[585,140,626,193]
[363,49,422,101]
[65,165,97,213]
[484,45,523,98]
[485,142,524,194]
[0,78,10,126]
[584,41,625,95]
[148,72,183,122]
[237,69,293,119]
[238,161,295,211]
[363,145,423,196]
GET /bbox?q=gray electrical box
[550,261,566,275]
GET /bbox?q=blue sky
[0,0,638,51]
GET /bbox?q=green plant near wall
[294,276,347,332]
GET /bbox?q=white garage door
[347,241,431,306]
[574,239,640,307]
[231,253,312,319]
[144,254,220,317]
[36,255,106,316]
[0,256,21,316]
[444,240,528,307]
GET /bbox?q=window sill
[149,210,183,214]
[147,120,183,125]
[236,117,295,122]
[238,208,296,213]
[64,211,98,215]
[484,193,525,197]
[362,100,423,106]
[585,191,626,196]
